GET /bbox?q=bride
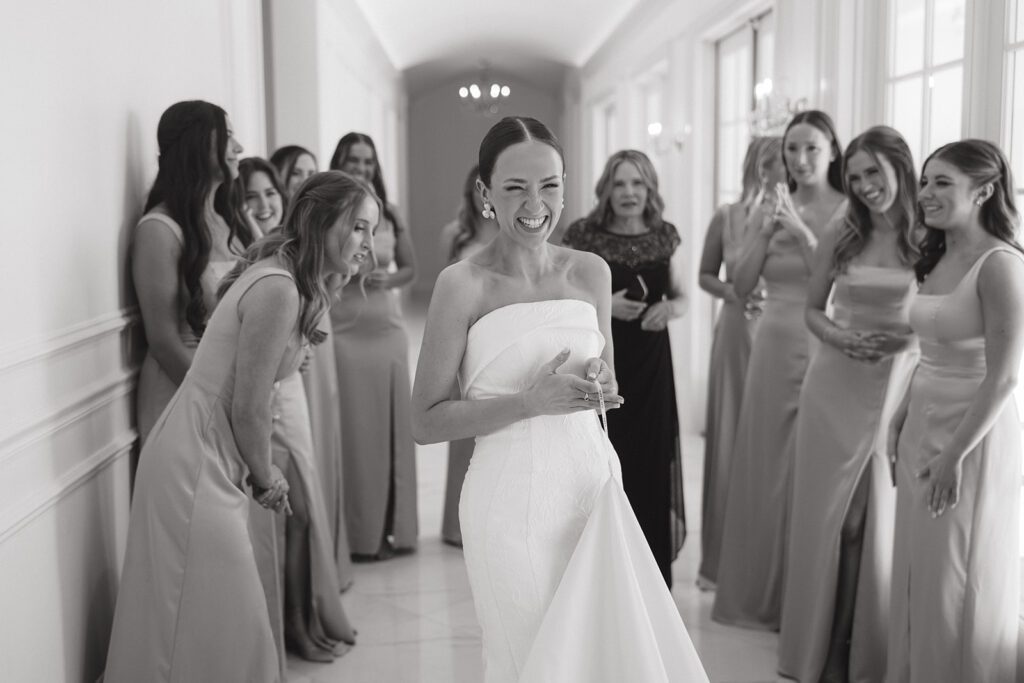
[411,117,707,683]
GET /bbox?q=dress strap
[966,246,1024,286]
[137,212,184,246]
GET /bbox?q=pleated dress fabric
[441,228,489,546]
[712,227,818,630]
[778,265,917,682]
[459,299,708,683]
[331,217,418,555]
[105,267,306,683]
[888,247,1022,683]
[699,202,760,585]
[133,212,238,443]
[301,320,355,588]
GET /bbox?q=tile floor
[287,302,783,682]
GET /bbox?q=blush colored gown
[778,265,917,682]
[106,267,307,682]
[458,299,708,683]
[888,247,1022,683]
[712,224,820,630]
[700,202,759,585]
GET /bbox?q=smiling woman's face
[480,140,564,244]
[244,170,283,232]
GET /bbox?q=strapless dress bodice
[831,264,915,331]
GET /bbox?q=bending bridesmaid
[563,150,689,586]
[239,158,355,661]
[887,140,1024,683]
[132,100,254,443]
[439,164,498,547]
[778,126,919,682]
[713,110,847,629]
[105,171,373,682]
[330,132,419,559]
[270,147,355,588]
[696,136,782,588]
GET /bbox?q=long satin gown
[459,299,708,683]
[700,202,759,585]
[441,222,489,545]
[888,247,1022,683]
[778,265,917,682]
[134,211,238,442]
[712,226,817,630]
[301,321,355,588]
[332,217,418,555]
[106,267,307,682]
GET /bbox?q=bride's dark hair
[478,117,564,187]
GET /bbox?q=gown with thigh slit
[887,247,1022,683]
[458,299,708,683]
[700,202,760,585]
[778,265,917,682]
[105,266,308,682]
[712,225,820,630]
[331,216,418,556]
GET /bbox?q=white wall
[407,73,565,296]
[265,0,406,207]
[0,1,265,680]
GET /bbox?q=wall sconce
[647,121,691,155]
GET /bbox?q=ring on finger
[583,392,590,401]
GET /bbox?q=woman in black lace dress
[563,150,688,586]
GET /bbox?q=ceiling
[354,0,649,94]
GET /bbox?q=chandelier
[749,78,806,136]
[457,65,511,116]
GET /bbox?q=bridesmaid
[887,140,1024,683]
[105,171,372,682]
[239,158,354,661]
[778,126,919,682]
[271,146,356,588]
[133,100,254,443]
[713,110,847,629]
[439,164,498,547]
[329,132,419,559]
[696,136,782,588]
[270,145,318,198]
[562,149,688,587]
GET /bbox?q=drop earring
[482,202,496,219]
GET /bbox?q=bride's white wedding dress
[459,299,708,683]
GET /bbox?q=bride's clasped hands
[521,349,624,417]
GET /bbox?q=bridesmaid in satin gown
[779,127,919,682]
[887,140,1024,683]
[105,171,372,682]
[713,110,847,630]
[330,132,419,559]
[439,164,498,547]
[133,101,254,443]
[411,117,708,683]
[240,157,355,662]
[270,146,354,587]
[696,136,781,588]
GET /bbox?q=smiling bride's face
[480,141,564,245]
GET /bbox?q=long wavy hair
[782,110,844,193]
[586,149,665,230]
[217,171,381,344]
[144,100,254,336]
[449,164,485,263]
[269,145,317,198]
[239,157,288,225]
[329,132,395,224]
[915,139,1023,282]
[832,126,919,275]
[740,137,771,207]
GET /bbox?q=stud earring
[482,202,495,219]
[975,198,985,207]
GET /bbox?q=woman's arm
[384,209,418,288]
[132,218,195,384]
[640,242,688,331]
[411,264,606,444]
[698,207,735,301]
[231,275,300,487]
[921,251,1024,515]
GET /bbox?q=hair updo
[478,117,564,187]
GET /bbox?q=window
[636,60,669,176]
[885,0,967,167]
[714,11,774,207]
[590,99,618,190]
[1004,0,1024,195]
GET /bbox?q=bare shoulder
[431,260,482,321]
[979,247,1024,291]
[237,272,300,320]
[554,244,610,290]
